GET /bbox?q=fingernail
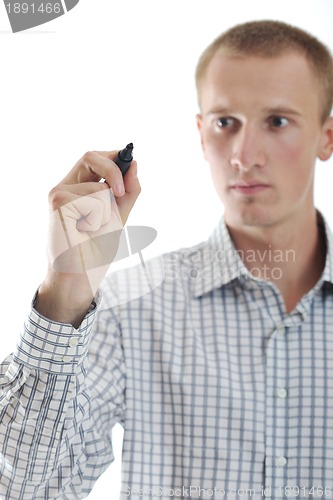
[116,183,125,196]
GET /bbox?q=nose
[230,124,266,172]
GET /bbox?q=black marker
[114,142,134,176]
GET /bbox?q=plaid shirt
[1,213,333,499]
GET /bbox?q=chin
[225,205,277,228]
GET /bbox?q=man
[1,19,333,500]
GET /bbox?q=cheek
[202,129,230,167]
[269,136,316,202]
[273,136,314,182]
[205,142,230,186]
[273,137,303,163]
[269,124,319,167]
[206,154,230,202]
[201,129,229,173]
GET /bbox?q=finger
[53,181,109,197]
[61,151,125,195]
[76,198,106,232]
[50,186,113,229]
[115,161,141,223]
[49,181,109,211]
[61,195,108,233]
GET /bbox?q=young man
[1,20,333,500]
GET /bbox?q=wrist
[35,270,96,327]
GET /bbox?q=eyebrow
[205,107,231,116]
[262,106,302,116]
[206,106,303,117]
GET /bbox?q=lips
[230,181,271,195]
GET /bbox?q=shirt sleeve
[0,286,126,499]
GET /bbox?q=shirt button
[62,355,72,363]
[277,456,287,467]
[69,337,79,347]
[277,388,288,398]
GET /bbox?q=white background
[0,1,333,499]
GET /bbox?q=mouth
[230,182,271,195]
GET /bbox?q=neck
[226,210,326,313]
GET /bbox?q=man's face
[197,51,331,229]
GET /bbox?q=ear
[317,116,333,161]
[196,113,207,159]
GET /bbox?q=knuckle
[48,186,64,209]
[82,150,96,164]
[133,182,142,196]
[106,150,118,160]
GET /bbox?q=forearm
[0,360,77,495]
[0,296,119,499]
[0,360,110,499]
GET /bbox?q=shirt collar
[191,211,333,298]
[191,217,249,298]
[318,211,333,285]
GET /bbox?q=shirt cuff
[13,289,102,375]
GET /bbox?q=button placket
[265,325,289,488]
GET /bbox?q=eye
[215,117,235,129]
[269,116,289,128]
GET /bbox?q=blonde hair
[195,20,333,123]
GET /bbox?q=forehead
[200,51,320,116]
